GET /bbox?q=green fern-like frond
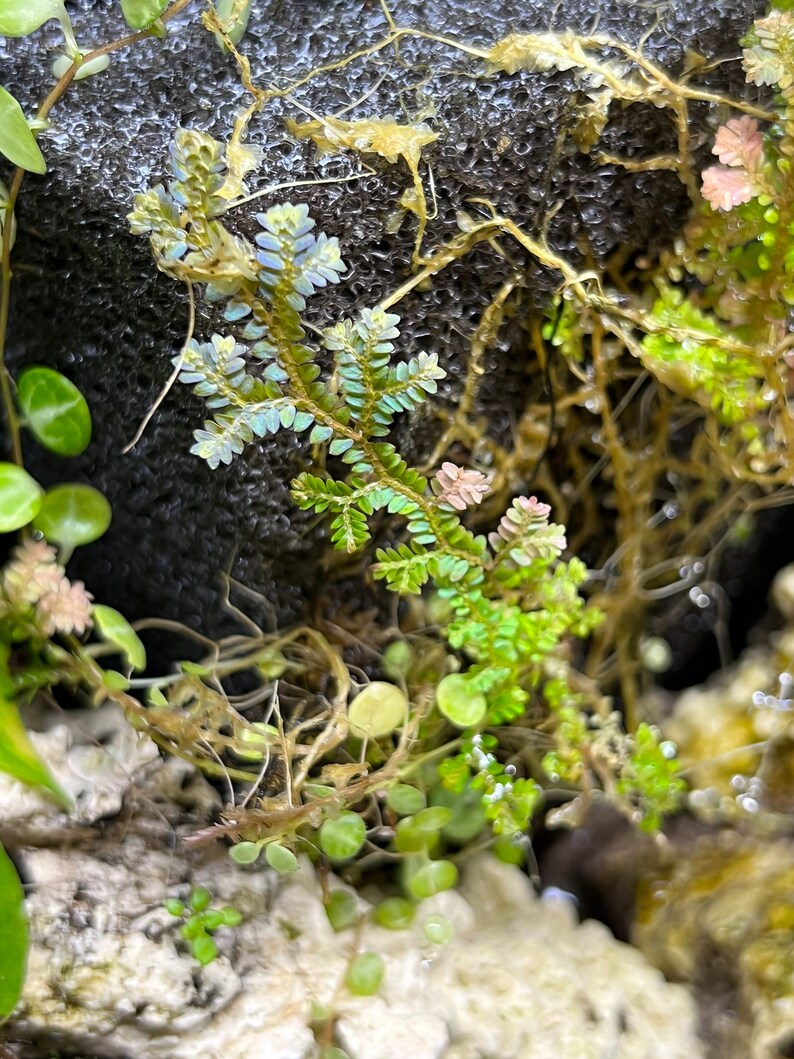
[641,286,763,424]
[489,495,567,567]
[291,473,355,512]
[325,308,446,437]
[169,128,227,219]
[379,351,446,412]
[190,408,265,468]
[178,333,263,409]
[325,307,399,436]
[372,543,433,594]
[330,507,371,551]
[128,184,187,261]
[190,399,312,468]
[255,203,346,312]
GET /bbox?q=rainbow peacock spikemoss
[128,110,693,887]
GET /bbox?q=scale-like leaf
[372,543,432,594]
[330,507,370,551]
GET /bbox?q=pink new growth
[702,117,764,212]
[712,117,763,170]
[434,462,493,510]
[701,166,755,212]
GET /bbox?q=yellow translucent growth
[285,115,438,261]
[285,114,437,167]
[220,139,265,201]
[487,32,584,75]
[167,224,257,291]
[487,31,626,81]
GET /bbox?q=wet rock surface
[0,0,765,640]
[633,566,794,1059]
[636,837,794,1059]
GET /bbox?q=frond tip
[433,463,493,510]
[255,203,346,310]
[372,542,433,594]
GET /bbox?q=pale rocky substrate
[2,706,701,1059]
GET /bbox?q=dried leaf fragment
[487,32,582,75]
[285,114,438,260]
[285,115,437,170]
[487,31,630,89]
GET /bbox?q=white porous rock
[0,704,162,843]
[13,843,703,1059]
[0,704,223,847]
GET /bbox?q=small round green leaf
[164,898,185,917]
[493,836,526,865]
[303,783,335,800]
[436,673,487,729]
[51,53,111,81]
[201,910,225,931]
[120,0,168,29]
[348,681,408,740]
[430,783,487,845]
[220,906,242,926]
[229,841,262,865]
[345,952,384,996]
[17,366,91,456]
[405,858,458,901]
[394,805,452,853]
[232,721,278,762]
[265,842,299,874]
[180,919,201,940]
[254,647,287,679]
[180,660,212,677]
[188,887,211,913]
[423,913,454,945]
[191,934,218,966]
[33,483,111,548]
[324,890,359,932]
[0,86,45,173]
[375,896,415,930]
[319,811,366,862]
[101,669,129,691]
[385,784,426,817]
[0,463,42,531]
[382,639,413,679]
[92,605,146,672]
[0,0,66,37]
